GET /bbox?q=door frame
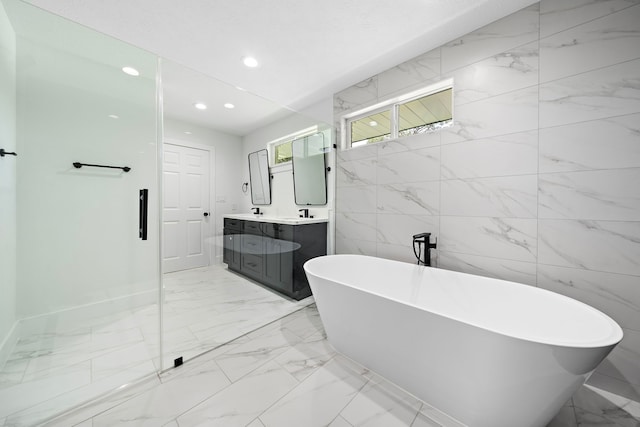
[162,139,216,272]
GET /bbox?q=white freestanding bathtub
[304,255,623,427]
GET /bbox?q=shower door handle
[139,189,148,240]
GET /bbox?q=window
[267,126,318,166]
[274,141,293,164]
[342,80,453,149]
[350,109,392,147]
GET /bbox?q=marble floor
[161,265,312,369]
[0,264,311,427]
[35,304,640,427]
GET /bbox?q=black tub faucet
[413,232,437,266]
[298,208,309,218]
[251,207,261,215]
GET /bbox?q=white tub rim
[304,254,623,349]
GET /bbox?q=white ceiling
[22,0,537,135]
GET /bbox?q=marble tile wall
[334,0,640,401]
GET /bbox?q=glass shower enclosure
[0,0,162,424]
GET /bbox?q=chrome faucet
[413,232,437,266]
[298,208,309,218]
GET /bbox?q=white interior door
[163,143,211,273]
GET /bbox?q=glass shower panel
[0,0,161,424]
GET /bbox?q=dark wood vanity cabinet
[223,218,327,300]
[222,218,242,271]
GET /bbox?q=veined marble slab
[334,77,378,116]
[442,3,539,73]
[539,168,640,221]
[335,212,377,243]
[540,113,640,173]
[539,59,640,128]
[377,48,441,99]
[537,264,640,331]
[540,0,640,38]
[441,175,537,218]
[449,41,538,106]
[377,146,440,185]
[377,181,440,215]
[441,131,538,179]
[538,219,640,276]
[337,157,377,187]
[540,5,640,83]
[440,216,537,262]
[441,86,538,144]
[438,251,537,286]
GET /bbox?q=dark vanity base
[223,218,327,300]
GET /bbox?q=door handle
[203,212,209,217]
[139,189,148,240]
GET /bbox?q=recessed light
[224,103,235,109]
[242,56,259,68]
[122,66,139,76]
[184,131,192,135]
[108,114,119,119]
[369,120,378,127]
[194,102,207,110]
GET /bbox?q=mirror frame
[248,149,272,205]
[292,132,328,206]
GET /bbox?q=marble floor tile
[273,333,336,382]
[6,364,158,427]
[340,372,423,427]
[258,357,369,427]
[91,361,230,427]
[572,385,640,426]
[328,416,353,427]
[177,361,299,427]
[7,305,639,427]
[0,361,91,419]
[214,326,304,382]
[0,359,28,388]
[39,375,161,427]
[0,263,311,426]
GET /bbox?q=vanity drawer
[243,220,263,235]
[262,222,294,240]
[224,218,242,232]
[276,224,294,241]
[241,234,263,254]
[241,253,263,277]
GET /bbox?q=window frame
[267,125,318,167]
[341,78,453,150]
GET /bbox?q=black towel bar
[73,162,131,172]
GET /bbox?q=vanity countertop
[224,213,328,225]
